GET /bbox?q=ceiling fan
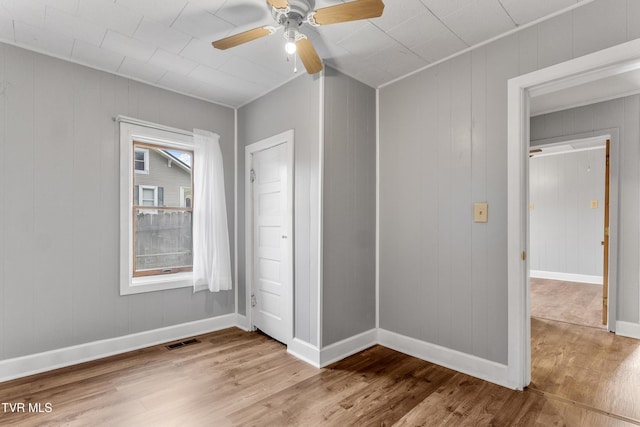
[211,0,385,75]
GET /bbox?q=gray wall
[529,149,605,278]
[0,42,236,361]
[379,0,640,365]
[531,95,640,323]
[322,67,376,347]
[238,73,321,346]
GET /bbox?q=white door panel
[259,258,280,281]
[251,141,290,344]
[259,192,281,216]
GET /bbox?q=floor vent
[166,338,200,350]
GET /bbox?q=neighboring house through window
[132,141,192,278]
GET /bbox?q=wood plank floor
[530,318,640,424]
[0,323,639,426]
[531,277,604,329]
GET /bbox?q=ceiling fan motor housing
[271,0,315,25]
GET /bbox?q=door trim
[603,139,610,325]
[245,130,295,345]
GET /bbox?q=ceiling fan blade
[311,0,384,26]
[296,38,323,74]
[212,27,273,50]
[267,0,288,9]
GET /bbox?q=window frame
[120,120,195,295]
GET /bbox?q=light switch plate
[591,200,598,209]
[474,202,488,223]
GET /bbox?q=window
[120,121,195,295]
[132,141,193,278]
[134,147,149,174]
[138,185,158,206]
[180,186,192,208]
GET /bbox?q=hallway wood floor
[0,323,638,426]
[531,277,604,328]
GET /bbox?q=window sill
[121,272,193,295]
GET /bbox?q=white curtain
[192,129,232,292]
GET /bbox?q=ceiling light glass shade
[285,40,297,54]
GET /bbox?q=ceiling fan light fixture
[285,40,297,54]
[284,28,298,54]
[212,0,386,75]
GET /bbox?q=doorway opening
[245,130,294,346]
[506,38,640,389]
[528,137,609,330]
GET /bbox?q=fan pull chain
[285,52,297,73]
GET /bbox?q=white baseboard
[0,313,238,383]
[235,314,251,331]
[616,321,640,339]
[530,270,602,285]
[378,329,512,389]
[287,338,321,367]
[286,330,378,368]
[319,329,377,367]
[16,315,619,391]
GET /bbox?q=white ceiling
[0,0,589,107]
[530,136,606,157]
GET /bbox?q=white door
[251,142,290,344]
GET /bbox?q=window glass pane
[134,209,193,272]
[181,187,192,208]
[134,149,146,172]
[133,144,192,209]
[142,188,155,205]
[132,142,193,276]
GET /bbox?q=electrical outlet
[591,200,598,209]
